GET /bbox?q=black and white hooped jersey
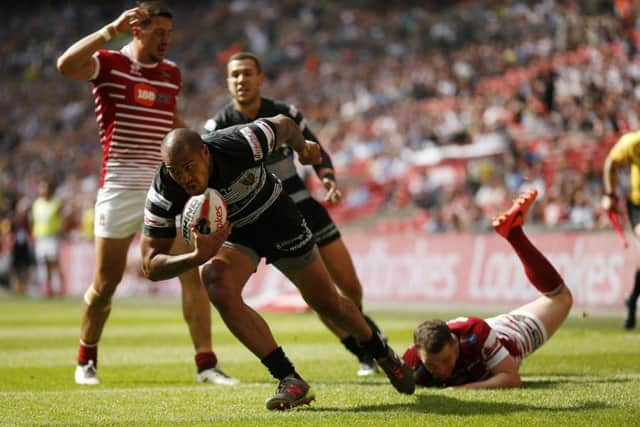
[143,119,280,239]
[205,97,333,204]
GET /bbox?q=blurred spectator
[11,199,34,295]
[0,0,638,248]
[31,179,65,297]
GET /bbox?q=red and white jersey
[403,316,514,387]
[90,44,181,190]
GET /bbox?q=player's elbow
[56,55,71,76]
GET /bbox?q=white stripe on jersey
[147,186,173,211]
[255,121,276,153]
[108,149,163,160]
[113,128,166,138]
[111,132,162,141]
[113,120,172,132]
[116,103,174,117]
[93,82,126,92]
[115,112,173,125]
[104,165,159,175]
[110,69,179,90]
[110,139,162,148]
[108,94,126,99]
[144,208,175,228]
[105,156,161,164]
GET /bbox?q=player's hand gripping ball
[181,188,227,247]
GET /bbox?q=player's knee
[83,284,112,311]
[551,283,573,314]
[200,264,238,311]
[560,284,573,310]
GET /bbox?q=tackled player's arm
[451,355,521,390]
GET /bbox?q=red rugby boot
[492,188,538,238]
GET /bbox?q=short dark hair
[413,319,453,354]
[228,52,262,73]
[137,1,173,27]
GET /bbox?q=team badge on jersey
[129,62,142,76]
[240,172,256,186]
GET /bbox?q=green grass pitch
[0,297,639,426]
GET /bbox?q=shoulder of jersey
[161,58,179,68]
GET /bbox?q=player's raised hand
[112,7,150,34]
[190,221,232,264]
[323,176,342,204]
[601,193,618,212]
[297,140,321,165]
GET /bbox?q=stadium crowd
[1,0,639,293]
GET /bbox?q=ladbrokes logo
[134,83,157,107]
[214,205,224,229]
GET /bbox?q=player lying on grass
[403,189,573,389]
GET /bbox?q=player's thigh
[283,254,340,311]
[93,235,135,293]
[201,245,257,299]
[511,285,572,338]
[319,238,362,300]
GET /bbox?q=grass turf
[0,297,638,426]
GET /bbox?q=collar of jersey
[121,43,160,68]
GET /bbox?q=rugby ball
[181,188,227,247]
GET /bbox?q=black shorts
[295,197,341,247]
[228,192,316,265]
[627,199,640,229]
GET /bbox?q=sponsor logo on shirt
[156,92,172,105]
[240,127,263,161]
[134,83,157,107]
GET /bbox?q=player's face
[165,145,210,196]
[420,338,459,380]
[227,59,264,105]
[135,16,173,63]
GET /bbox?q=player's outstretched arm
[56,7,148,80]
[451,355,521,390]
[265,114,321,165]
